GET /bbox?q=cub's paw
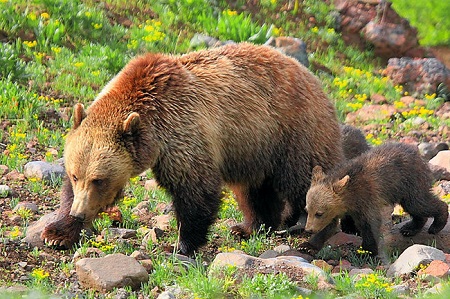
[400,221,422,237]
[41,217,83,249]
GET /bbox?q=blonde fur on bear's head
[65,103,140,223]
[305,166,349,233]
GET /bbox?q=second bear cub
[305,142,449,256]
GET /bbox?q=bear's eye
[92,179,104,187]
[72,175,78,182]
[315,212,324,218]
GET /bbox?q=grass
[1,0,450,298]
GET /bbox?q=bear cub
[305,142,449,256]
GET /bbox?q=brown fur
[42,43,343,255]
[305,142,449,256]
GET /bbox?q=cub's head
[65,103,141,223]
[305,166,349,234]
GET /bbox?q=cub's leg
[355,215,380,256]
[400,192,449,236]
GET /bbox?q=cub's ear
[123,112,140,135]
[311,165,325,182]
[73,103,86,130]
[332,175,349,194]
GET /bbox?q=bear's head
[64,103,141,223]
[305,166,349,234]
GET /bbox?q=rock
[419,142,449,161]
[152,214,172,231]
[73,248,105,263]
[273,244,291,254]
[385,216,450,256]
[425,283,446,295]
[429,164,450,181]
[22,211,59,248]
[13,202,39,214]
[139,259,154,273]
[210,252,329,285]
[334,0,424,60]
[429,150,450,172]
[189,33,224,48]
[265,36,309,67]
[144,179,159,191]
[387,244,446,277]
[312,260,333,272]
[391,284,410,296]
[0,164,9,175]
[130,250,150,260]
[75,253,149,292]
[0,185,11,197]
[259,250,278,259]
[436,102,450,120]
[345,104,396,123]
[23,161,65,182]
[370,93,387,105]
[157,291,176,299]
[383,58,450,95]
[325,231,362,248]
[103,228,136,239]
[417,260,450,279]
[332,259,353,273]
[348,268,374,277]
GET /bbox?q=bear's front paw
[230,223,252,238]
[41,216,84,249]
[298,241,319,255]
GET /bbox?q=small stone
[417,260,450,279]
[273,244,290,254]
[312,260,333,272]
[103,228,136,239]
[17,262,27,268]
[139,259,154,273]
[144,179,159,191]
[0,165,9,175]
[152,214,172,231]
[325,231,362,248]
[13,202,39,214]
[130,250,150,260]
[370,93,387,105]
[0,185,12,197]
[332,259,353,273]
[259,250,278,259]
[429,150,450,172]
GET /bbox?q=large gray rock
[23,161,65,182]
[76,253,149,292]
[387,245,446,277]
[22,211,59,248]
[429,150,450,172]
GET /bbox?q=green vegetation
[1,0,449,298]
[390,0,450,46]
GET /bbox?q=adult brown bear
[41,43,343,255]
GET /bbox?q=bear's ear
[123,112,140,134]
[73,103,86,130]
[332,175,349,194]
[311,165,325,182]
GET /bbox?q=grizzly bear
[41,42,344,255]
[304,142,449,256]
